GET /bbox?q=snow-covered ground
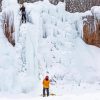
[0,0,100,99]
[0,92,100,100]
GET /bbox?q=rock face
[18,0,43,4]
[65,0,100,13]
[2,10,15,46]
[83,15,100,47]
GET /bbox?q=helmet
[45,76,49,80]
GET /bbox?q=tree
[65,0,100,12]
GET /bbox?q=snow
[0,25,16,92]
[0,0,100,99]
[2,0,17,10]
[91,6,100,19]
[0,92,100,100]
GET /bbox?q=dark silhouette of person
[20,4,26,23]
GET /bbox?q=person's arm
[42,80,44,85]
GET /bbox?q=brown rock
[2,11,15,46]
[83,15,100,48]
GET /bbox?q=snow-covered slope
[0,0,100,95]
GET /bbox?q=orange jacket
[43,79,50,88]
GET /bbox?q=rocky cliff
[0,0,100,48]
[83,15,100,47]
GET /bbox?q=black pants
[22,14,26,23]
[43,88,49,97]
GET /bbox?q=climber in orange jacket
[42,76,50,97]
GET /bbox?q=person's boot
[43,95,45,97]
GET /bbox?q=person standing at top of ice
[42,75,50,97]
[20,4,26,23]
